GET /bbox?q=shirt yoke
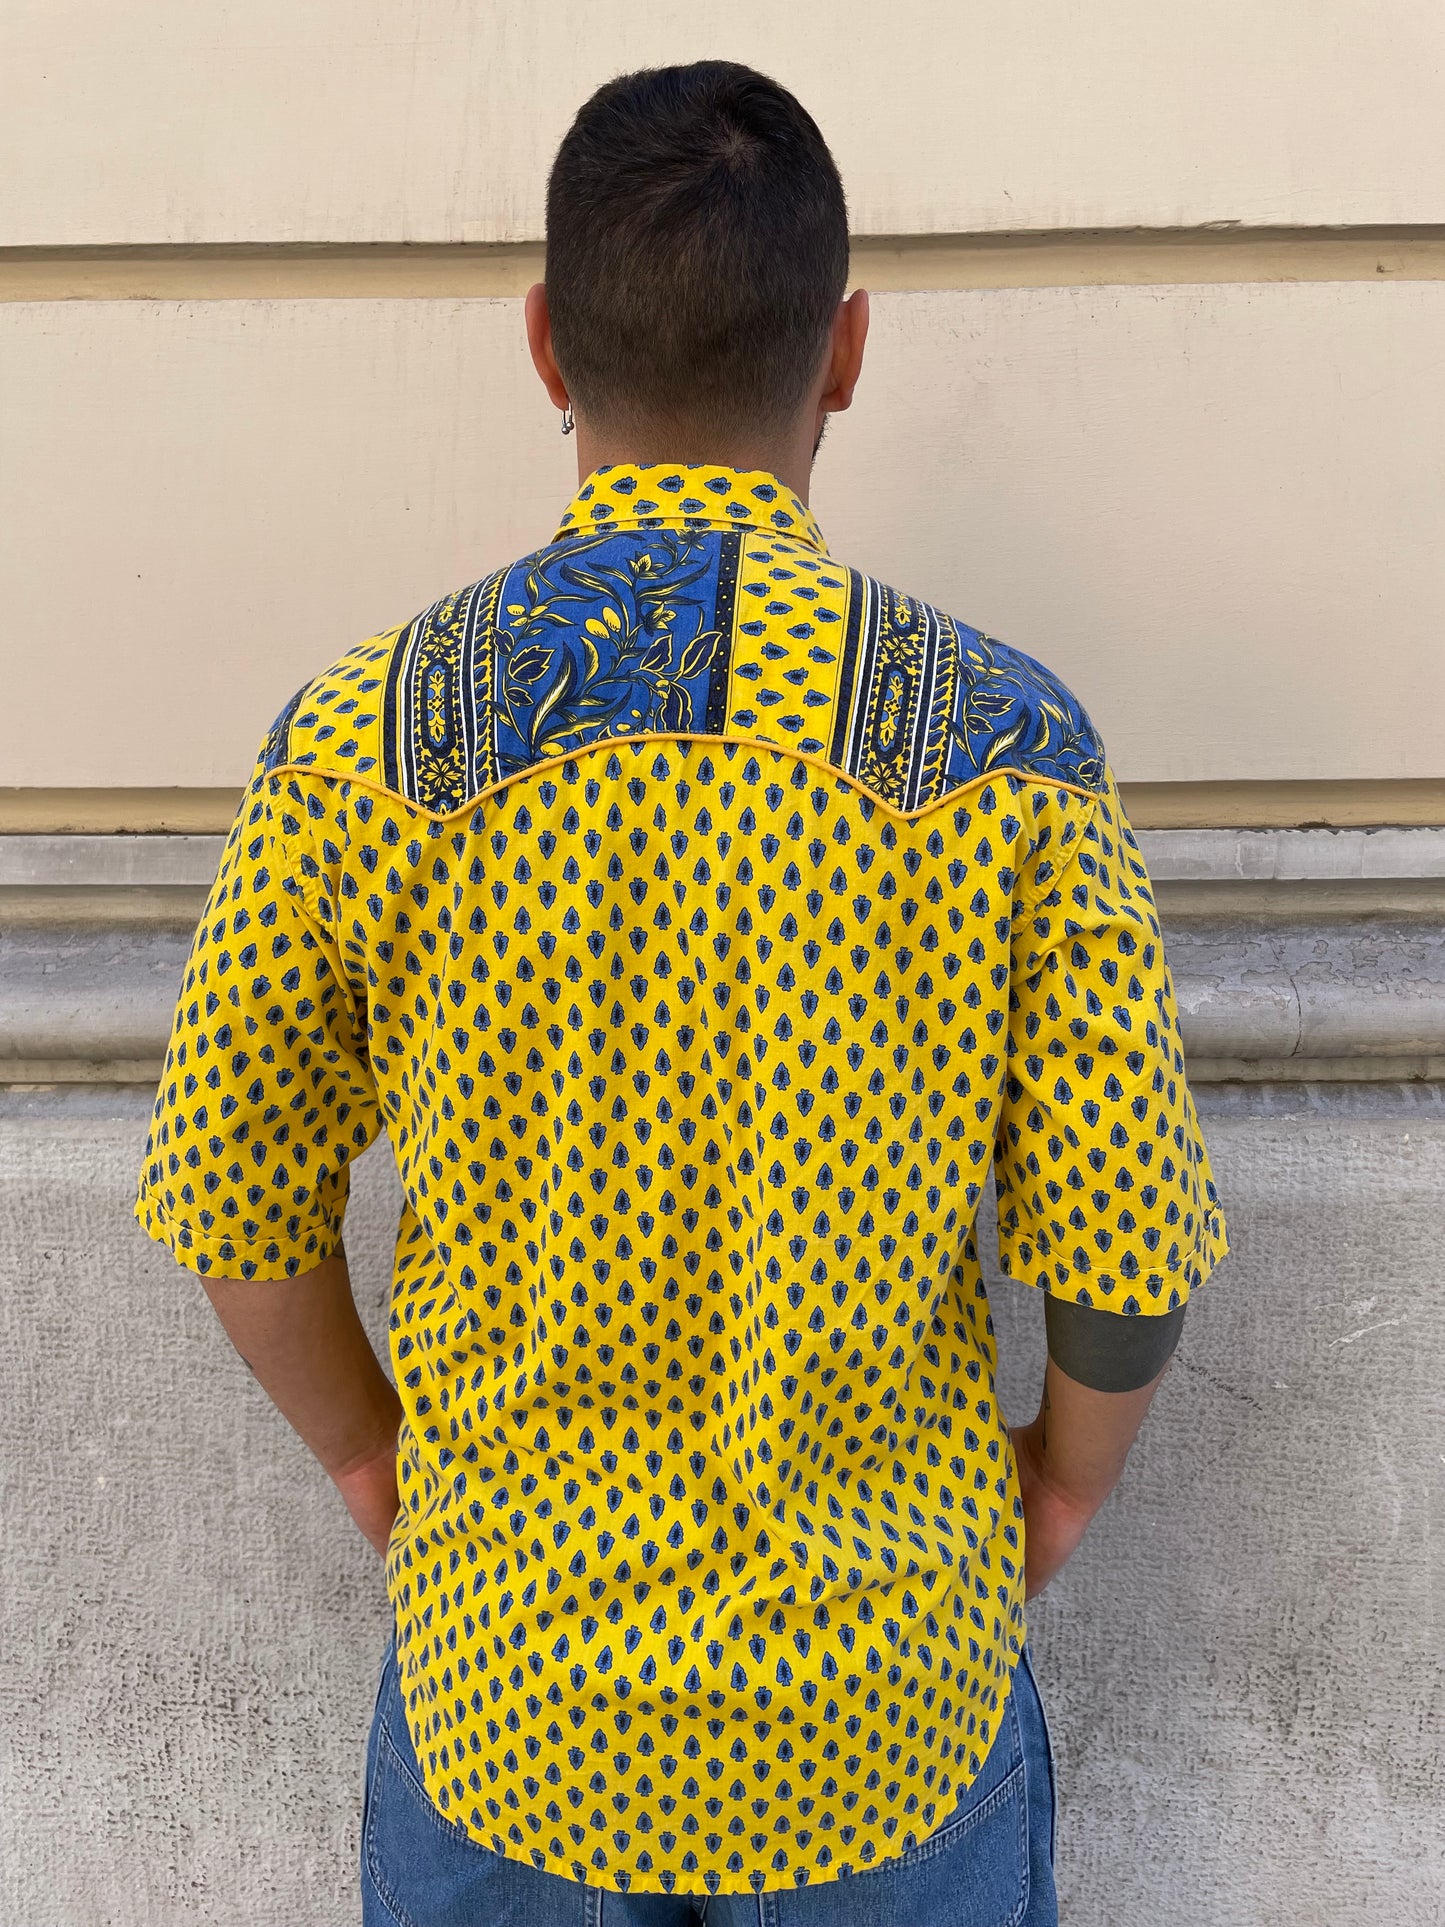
[262,531,1106,824]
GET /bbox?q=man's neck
[570,421,817,506]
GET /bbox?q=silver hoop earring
[560,404,575,436]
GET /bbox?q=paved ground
[2,1084,1441,1925]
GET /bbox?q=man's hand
[1011,1412,1097,1599]
[1010,1299,1186,1597]
[203,1250,402,1560]
[331,1436,402,1559]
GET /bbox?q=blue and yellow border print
[265,465,1105,820]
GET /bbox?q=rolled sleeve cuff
[134,1189,343,1281]
[997,1208,1229,1314]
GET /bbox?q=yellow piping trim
[266,731,1102,826]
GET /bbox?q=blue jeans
[361,1642,1057,1927]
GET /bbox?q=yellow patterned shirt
[137,464,1226,1896]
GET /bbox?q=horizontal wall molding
[4,915,1443,1086]
[0,791,243,835]
[7,226,1445,302]
[1144,829,1445,883]
[5,782,1445,839]
[6,828,1445,891]
[1120,781,1445,831]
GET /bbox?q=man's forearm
[1036,1298,1185,1503]
[1012,1299,1186,1595]
[203,1251,402,1554]
[1030,1351,1169,1513]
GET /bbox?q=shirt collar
[554,462,828,554]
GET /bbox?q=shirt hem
[999,1224,1230,1312]
[392,1630,1026,1897]
[133,1191,339,1280]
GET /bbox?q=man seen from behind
[137,60,1227,1926]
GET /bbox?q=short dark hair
[545,62,849,438]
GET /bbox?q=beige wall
[2,4,1443,803]
[5,1,1445,243]
[5,284,1443,789]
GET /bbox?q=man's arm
[203,1251,402,1557]
[1011,1301,1186,1597]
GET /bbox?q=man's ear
[525,283,572,410]
[818,288,870,415]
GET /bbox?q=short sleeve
[135,753,383,1280]
[994,773,1227,1313]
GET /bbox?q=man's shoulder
[259,624,405,787]
[257,566,512,810]
[825,564,1108,809]
[257,543,1108,821]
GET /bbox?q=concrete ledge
[0,834,226,887]
[5,827,1445,889]
[1188,1055,1445,1083]
[6,833,1444,1083]
[1168,921,1445,1060]
[0,927,185,1067]
[5,917,1445,1084]
[1143,827,1445,881]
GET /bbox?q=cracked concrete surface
[1167,920,1445,1061]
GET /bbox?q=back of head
[545,61,849,443]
